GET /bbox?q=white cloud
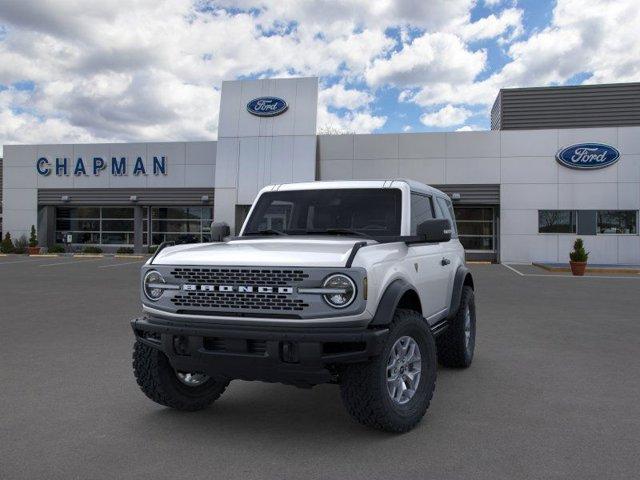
[402,125,412,132]
[0,0,638,151]
[317,107,387,134]
[366,32,486,88]
[405,0,640,109]
[456,124,484,131]
[420,105,472,127]
[317,82,384,133]
[319,84,373,110]
[458,7,523,42]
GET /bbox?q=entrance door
[453,206,497,262]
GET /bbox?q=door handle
[441,257,451,266]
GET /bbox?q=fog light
[173,335,190,356]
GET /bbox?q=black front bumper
[131,316,389,387]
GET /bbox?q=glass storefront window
[56,207,100,219]
[151,207,207,220]
[458,236,494,250]
[597,211,638,234]
[538,210,577,233]
[150,206,214,245]
[55,205,212,246]
[55,231,100,244]
[453,207,494,252]
[55,206,135,246]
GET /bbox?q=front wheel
[339,309,437,433]
[132,341,229,411]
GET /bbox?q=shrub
[1,233,14,253]
[48,244,66,254]
[29,225,38,247]
[82,246,103,254]
[569,238,589,262]
[13,235,29,254]
[148,245,158,254]
[116,247,135,254]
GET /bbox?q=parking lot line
[502,263,524,276]
[39,257,106,267]
[98,260,146,268]
[0,257,54,266]
[502,263,640,279]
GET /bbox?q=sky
[0,0,639,154]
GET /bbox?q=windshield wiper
[245,229,288,236]
[309,228,372,239]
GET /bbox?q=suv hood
[151,237,373,267]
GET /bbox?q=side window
[436,197,458,238]
[410,193,434,234]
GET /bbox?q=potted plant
[28,225,40,255]
[569,238,589,276]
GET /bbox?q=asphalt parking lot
[1,256,640,479]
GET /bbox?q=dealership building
[1,78,639,264]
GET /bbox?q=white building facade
[2,77,639,264]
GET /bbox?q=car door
[435,196,460,308]
[406,193,451,321]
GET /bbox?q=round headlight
[322,274,356,308]
[143,270,165,301]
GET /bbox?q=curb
[533,262,640,275]
[73,254,105,258]
[114,254,145,259]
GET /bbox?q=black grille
[171,291,309,311]
[170,267,309,286]
[203,337,267,356]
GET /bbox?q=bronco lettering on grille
[182,285,294,294]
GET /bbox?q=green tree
[1,232,15,253]
[29,225,38,247]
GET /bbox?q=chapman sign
[246,97,288,117]
[36,156,167,177]
[556,143,620,170]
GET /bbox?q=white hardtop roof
[263,179,448,198]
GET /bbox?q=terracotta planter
[569,261,587,276]
[27,246,41,255]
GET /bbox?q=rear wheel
[339,309,437,433]
[132,340,229,411]
[437,286,476,368]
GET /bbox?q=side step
[430,319,449,337]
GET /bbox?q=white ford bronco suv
[131,180,476,432]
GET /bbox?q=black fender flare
[448,265,474,319]
[370,279,419,326]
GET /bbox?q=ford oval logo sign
[246,97,288,117]
[556,143,620,170]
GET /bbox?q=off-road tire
[437,286,476,368]
[339,309,437,433]
[132,340,229,411]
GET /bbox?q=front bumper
[131,316,389,387]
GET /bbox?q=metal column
[133,206,144,253]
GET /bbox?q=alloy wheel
[386,336,422,405]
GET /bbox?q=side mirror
[210,222,230,242]
[416,219,452,243]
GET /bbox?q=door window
[410,193,434,235]
[436,197,458,238]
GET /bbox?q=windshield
[242,188,402,237]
